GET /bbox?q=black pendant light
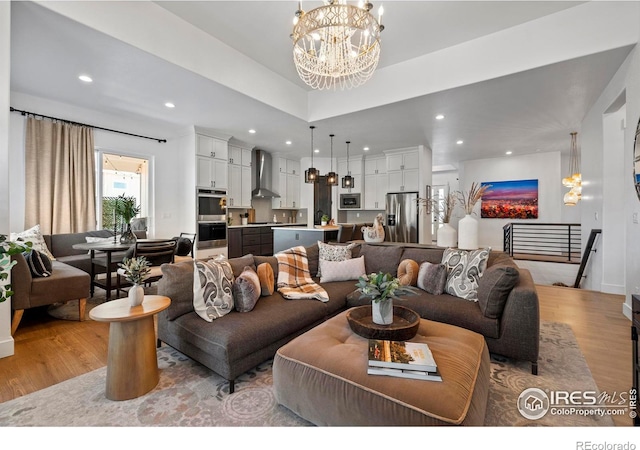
[304,125,318,183]
[341,140,354,189]
[326,134,338,186]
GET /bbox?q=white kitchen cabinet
[272,156,301,209]
[229,145,252,167]
[227,145,252,207]
[364,155,387,175]
[197,156,228,189]
[337,156,363,195]
[197,134,228,161]
[363,172,388,210]
[287,159,301,175]
[386,149,419,192]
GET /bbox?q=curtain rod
[9,107,167,143]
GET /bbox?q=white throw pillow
[193,259,235,321]
[10,224,55,260]
[319,256,366,283]
[441,247,491,301]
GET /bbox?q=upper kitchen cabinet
[337,156,363,194]
[196,134,228,162]
[275,157,301,176]
[227,145,253,208]
[196,131,230,190]
[272,156,301,209]
[386,148,419,192]
[229,145,252,167]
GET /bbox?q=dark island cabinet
[228,226,290,258]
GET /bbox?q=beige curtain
[25,117,96,234]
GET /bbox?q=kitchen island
[227,223,303,258]
[272,226,339,254]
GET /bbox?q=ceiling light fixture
[435,114,445,120]
[505,151,512,155]
[164,102,175,108]
[249,129,256,134]
[326,134,338,186]
[342,141,354,189]
[292,1,385,90]
[363,146,369,151]
[78,75,93,83]
[563,131,582,206]
[286,140,292,145]
[305,125,318,183]
[456,140,464,145]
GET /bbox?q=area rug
[0,321,613,426]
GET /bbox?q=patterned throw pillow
[23,250,53,278]
[441,247,491,301]
[233,266,261,312]
[193,259,234,321]
[319,256,366,283]
[11,224,55,260]
[316,241,356,277]
[416,261,447,295]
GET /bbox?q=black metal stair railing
[503,223,581,263]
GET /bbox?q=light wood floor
[0,285,634,426]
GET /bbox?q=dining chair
[179,232,196,258]
[116,238,178,297]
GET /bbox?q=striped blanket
[275,246,329,302]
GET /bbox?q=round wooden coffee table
[90,295,171,401]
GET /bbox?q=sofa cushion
[318,279,359,316]
[317,242,356,277]
[159,260,195,320]
[257,262,275,296]
[193,259,235,321]
[11,224,56,260]
[304,243,319,279]
[477,264,520,319]
[442,247,490,301]
[417,261,447,295]
[233,266,261,312]
[23,249,53,278]
[400,247,445,265]
[227,254,256,278]
[319,256,366,283]
[47,229,114,257]
[397,259,419,286]
[359,244,403,276]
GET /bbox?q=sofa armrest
[10,253,33,310]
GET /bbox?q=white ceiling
[8,1,637,169]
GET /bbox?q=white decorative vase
[128,284,144,307]
[372,299,393,325]
[321,221,327,226]
[458,214,479,250]
[437,222,457,248]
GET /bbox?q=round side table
[90,295,171,401]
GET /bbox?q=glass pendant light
[326,134,338,186]
[304,125,318,183]
[341,141,354,189]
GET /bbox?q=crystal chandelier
[562,132,582,206]
[292,0,385,90]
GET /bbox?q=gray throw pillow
[359,244,404,276]
[416,261,447,295]
[158,260,195,320]
[441,247,491,301]
[227,254,256,278]
[477,264,520,318]
[233,266,261,312]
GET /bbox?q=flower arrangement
[355,272,418,303]
[118,256,151,285]
[458,182,491,215]
[0,235,32,303]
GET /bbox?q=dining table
[72,238,168,300]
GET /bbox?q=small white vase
[372,299,393,325]
[128,284,144,307]
[321,221,327,226]
[458,214,479,250]
[437,222,457,248]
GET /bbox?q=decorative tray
[346,305,420,341]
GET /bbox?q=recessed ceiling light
[456,140,464,145]
[506,151,513,155]
[249,129,256,134]
[286,141,292,145]
[435,114,445,120]
[78,75,93,83]
[363,147,370,151]
[314,149,320,153]
[164,102,175,108]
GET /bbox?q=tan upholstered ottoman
[273,308,490,426]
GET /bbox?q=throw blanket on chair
[276,246,329,302]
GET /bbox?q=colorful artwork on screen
[480,179,538,219]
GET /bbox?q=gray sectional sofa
[157,242,540,393]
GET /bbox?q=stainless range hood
[252,149,280,198]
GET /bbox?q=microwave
[197,189,226,221]
[340,193,361,209]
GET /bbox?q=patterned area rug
[0,321,613,426]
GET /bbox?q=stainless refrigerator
[385,191,419,243]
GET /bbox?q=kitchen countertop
[271,226,339,231]
[227,223,306,229]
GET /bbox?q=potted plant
[118,256,150,306]
[115,194,140,244]
[0,235,32,303]
[321,214,330,226]
[355,272,418,325]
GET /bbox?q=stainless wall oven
[197,189,227,249]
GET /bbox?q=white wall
[580,44,640,317]
[8,92,194,238]
[459,152,564,250]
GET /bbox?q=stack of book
[367,339,442,381]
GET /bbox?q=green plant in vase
[115,194,140,244]
[355,272,418,325]
[118,256,150,306]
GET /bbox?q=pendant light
[342,141,354,189]
[326,134,338,186]
[563,131,582,206]
[304,125,318,183]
